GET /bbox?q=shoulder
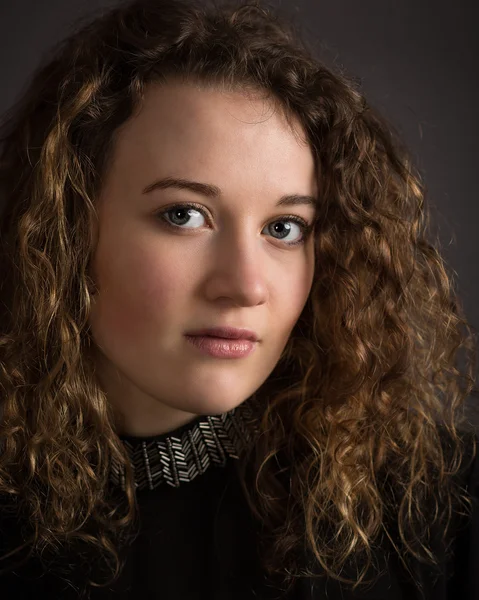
[0,495,23,558]
[440,426,479,599]
[440,425,478,496]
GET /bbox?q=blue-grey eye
[265,221,302,243]
[165,206,206,228]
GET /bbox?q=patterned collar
[110,397,260,491]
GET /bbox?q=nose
[202,227,268,308]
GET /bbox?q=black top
[1,420,478,600]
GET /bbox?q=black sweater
[1,425,478,600]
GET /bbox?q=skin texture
[88,81,318,437]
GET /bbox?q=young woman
[0,0,477,598]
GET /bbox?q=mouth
[184,326,259,342]
[184,334,258,359]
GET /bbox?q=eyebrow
[142,176,317,208]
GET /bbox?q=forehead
[108,80,318,201]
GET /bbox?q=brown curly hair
[0,0,477,595]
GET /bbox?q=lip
[185,335,257,358]
[184,326,259,342]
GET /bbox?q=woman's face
[88,80,317,436]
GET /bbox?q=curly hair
[0,0,477,595]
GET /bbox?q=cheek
[290,246,314,305]
[90,241,192,343]
[277,253,314,334]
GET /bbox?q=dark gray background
[1,0,478,349]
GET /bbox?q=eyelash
[155,202,314,247]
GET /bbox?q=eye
[157,203,314,246]
[161,205,206,228]
[264,220,306,245]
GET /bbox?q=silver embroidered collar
[110,397,260,491]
